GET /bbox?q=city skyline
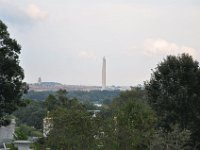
[0,0,199,86]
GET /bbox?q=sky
[0,0,200,86]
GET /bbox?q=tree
[112,87,146,109]
[150,125,191,150]
[44,90,97,150]
[145,53,200,146]
[0,20,27,126]
[15,124,43,140]
[45,90,84,111]
[46,107,96,150]
[13,100,47,129]
[109,88,156,150]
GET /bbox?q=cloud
[26,4,48,20]
[78,51,96,59]
[0,1,48,26]
[143,38,198,58]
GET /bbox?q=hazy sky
[0,0,200,86]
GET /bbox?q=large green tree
[14,100,46,129]
[0,20,27,126]
[46,107,96,150]
[108,88,156,150]
[145,53,200,145]
[43,90,97,150]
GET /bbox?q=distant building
[102,56,106,90]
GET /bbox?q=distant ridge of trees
[23,90,121,103]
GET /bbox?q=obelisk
[102,56,106,90]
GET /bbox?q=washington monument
[102,56,106,90]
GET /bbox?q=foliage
[93,113,117,150]
[15,126,28,140]
[145,53,200,146]
[110,89,156,150]
[150,125,191,150]
[42,90,97,149]
[15,124,43,139]
[0,20,27,126]
[24,90,120,103]
[31,88,159,150]
[47,107,96,150]
[112,87,146,109]
[45,89,84,111]
[68,90,120,103]
[6,144,17,150]
[13,100,46,129]
[83,101,99,110]
[23,90,53,101]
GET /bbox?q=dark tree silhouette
[145,53,200,145]
[0,20,27,126]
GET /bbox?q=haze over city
[0,0,199,86]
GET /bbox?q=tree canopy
[145,53,200,146]
[44,90,96,150]
[110,88,156,150]
[0,20,27,126]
